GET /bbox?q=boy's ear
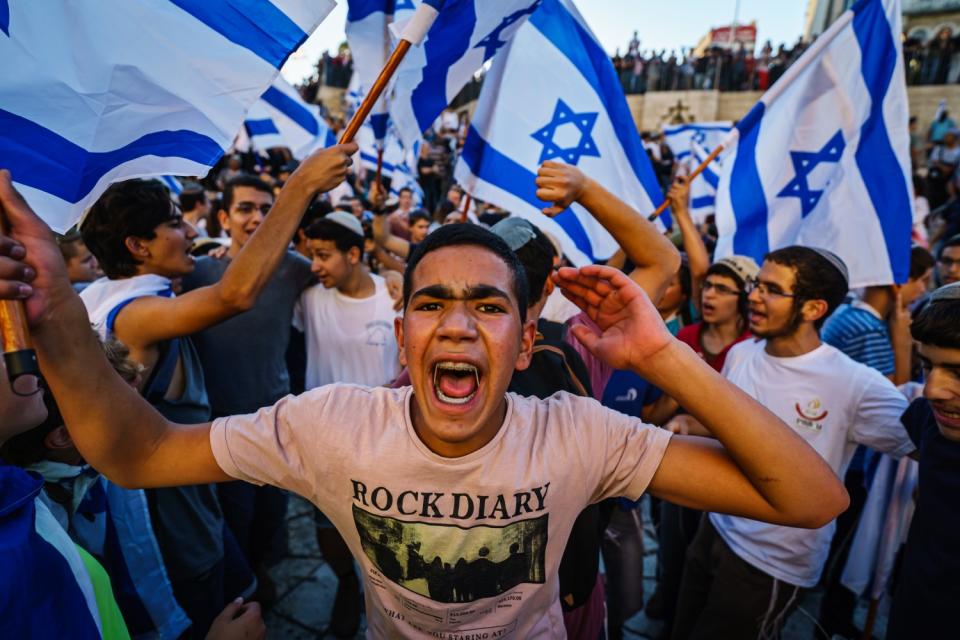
[43,426,75,451]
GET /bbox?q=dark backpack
[508,319,612,612]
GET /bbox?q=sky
[281,0,809,84]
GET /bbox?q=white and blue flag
[390,0,542,148]
[358,120,424,204]
[243,77,336,158]
[714,0,913,286]
[686,139,723,225]
[454,0,667,266]
[0,0,335,232]
[346,0,394,145]
[663,121,732,162]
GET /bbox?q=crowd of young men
[0,122,958,640]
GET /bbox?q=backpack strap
[530,343,589,397]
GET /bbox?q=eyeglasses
[744,279,797,299]
[939,256,960,268]
[233,202,272,215]
[702,281,741,296]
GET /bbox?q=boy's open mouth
[433,361,481,405]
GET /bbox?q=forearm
[219,179,313,308]
[637,341,845,521]
[578,179,679,300]
[675,208,708,309]
[32,292,175,485]
[891,338,912,386]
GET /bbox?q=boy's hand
[553,264,674,372]
[667,175,691,216]
[0,170,74,328]
[288,143,359,194]
[535,161,591,216]
[206,598,265,640]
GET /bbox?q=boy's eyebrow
[411,284,513,303]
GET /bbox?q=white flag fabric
[346,0,394,145]
[358,120,424,205]
[663,121,732,162]
[686,140,723,225]
[454,0,667,266]
[714,0,913,286]
[243,77,336,159]
[0,0,335,232]
[390,0,542,148]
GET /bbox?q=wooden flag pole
[460,193,471,223]
[338,39,412,145]
[647,143,725,221]
[0,201,39,386]
[375,146,385,188]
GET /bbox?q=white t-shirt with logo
[710,339,914,587]
[210,385,671,638]
[293,273,400,388]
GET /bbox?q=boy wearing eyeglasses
[179,175,317,607]
[668,247,915,640]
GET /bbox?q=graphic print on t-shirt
[353,505,547,604]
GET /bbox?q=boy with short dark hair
[886,282,960,639]
[0,169,849,639]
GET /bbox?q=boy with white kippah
[669,246,915,640]
[294,209,402,637]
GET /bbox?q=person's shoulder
[296,383,408,411]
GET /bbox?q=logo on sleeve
[795,398,829,431]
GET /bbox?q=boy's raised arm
[554,265,849,528]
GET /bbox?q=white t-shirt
[210,385,671,638]
[293,274,400,388]
[710,339,914,587]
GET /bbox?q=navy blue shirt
[887,398,960,639]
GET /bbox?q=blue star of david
[531,99,601,165]
[1,0,10,36]
[777,130,845,217]
[691,129,707,145]
[473,1,541,60]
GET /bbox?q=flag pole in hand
[460,193,471,223]
[338,1,445,144]
[0,200,39,388]
[648,143,725,221]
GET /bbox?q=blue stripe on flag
[347,0,395,22]
[851,0,911,283]
[730,103,770,258]
[461,125,598,261]
[700,164,719,189]
[410,1,476,132]
[663,124,732,134]
[423,0,446,9]
[360,151,397,173]
[529,0,669,227]
[169,0,307,69]
[0,107,222,204]
[370,113,389,142]
[0,0,8,35]
[245,118,280,136]
[691,195,714,209]
[261,86,320,136]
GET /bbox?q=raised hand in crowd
[536,161,680,303]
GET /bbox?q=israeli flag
[454,0,666,266]
[390,0,543,148]
[714,0,913,286]
[346,0,394,145]
[243,77,336,158]
[663,121,732,161]
[0,0,335,232]
[687,140,723,225]
[358,120,424,204]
